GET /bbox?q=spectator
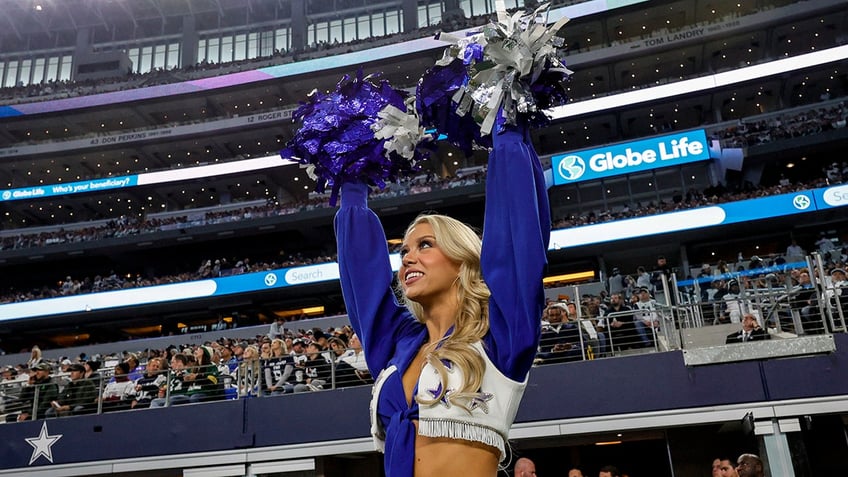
[131,357,168,409]
[46,363,97,417]
[219,344,239,374]
[726,314,770,344]
[716,457,739,477]
[785,240,805,262]
[568,468,585,477]
[537,302,582,363]
[598,465,621,477]
[340,333,371,383]
[6,362,58,422]
[293,342,331,392]
[183,346,222,403]
[100,362,136,412]
[236,345,262,397]
[26,345,43,369]
[264,339,295,395]
[150,353,192,407]
[633,287,660,347]
[268,316,286,340]
[514,457,537,477]
[602,292,637,351]
[735,454,764,477]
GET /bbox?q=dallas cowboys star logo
[468,391,494,414]
[25,421,63,465]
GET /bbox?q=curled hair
[399,214,491,412]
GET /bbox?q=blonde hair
[399,214,491,412]
[271,338,288,356]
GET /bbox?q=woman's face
[261,343,271,354]
[399,222,461,306]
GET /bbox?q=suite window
[221,36,234,63]
[343,17,356,43]
[153,44,166,69]
[167,43,180,69]
[59,55,72,81]
[4,60,18,88]
[140,46,153,72]
[208,38,220,64]
[275,28,289,52]
[234,34,247,61]
[371,13,385,37]
[260,30,274,56]
[32,58,45,85]
[19,59,31,86]
[247,33,259,59]
[329,19,343,44]
[357,15,370,40]
[386,9,400,35]
[46,56,59,82]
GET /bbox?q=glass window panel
[196,40,206,65]
[153,44,166,69]
[329,19,342,44]
[0,63,5,88]
[604,177,629,209]
[4,61,18,87]
[417,5,428,28]
[221,36,233,63]
[371,13,385,37]
[357,16,370,40]
[260,30,274,57]
[167,43,180,69]
[247,33,258,59]
[59,55,72,81]
[234,34,247,61]
[577,181,604,205]
[140,46,153,72]
[460,0,471,16]
[275,28,289,52]
[32,58,45,84]
[470,0,489,17]
[46,57,58,82]
[654,168,682,195]
[128,48,140,72]
[208,38,220,64]
[315,21,329,45]
[307,24,315,46]
[386,10,400,34]
[343,17,356,43]
[19,59,31,86]
[427,3,441,26]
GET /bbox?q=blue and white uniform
[335,128,550,477]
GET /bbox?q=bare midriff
[413,429,499,477]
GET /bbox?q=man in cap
[722,279,760,325]
[6,363,59,422]
[47,363,98,417]
[536,302,582,363]
[633,287,659,347]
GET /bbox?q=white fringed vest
[370,341,527,461]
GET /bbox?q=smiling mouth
[404,271,423,284]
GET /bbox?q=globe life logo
[589,136,704,173]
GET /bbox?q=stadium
[0,0,846,475]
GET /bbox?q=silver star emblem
[468,391,494,414]
[25,421,63,465]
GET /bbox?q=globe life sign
[552,130,712,185]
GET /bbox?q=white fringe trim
[418,418,506,461]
